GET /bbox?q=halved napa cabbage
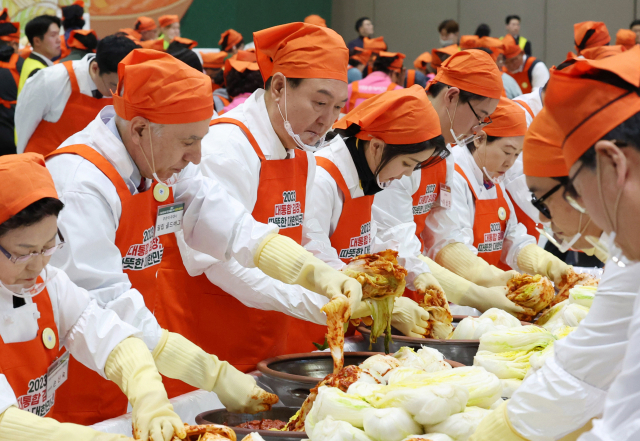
[478,326,555,353]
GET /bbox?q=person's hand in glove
[517,243,572,286]
[105,337,186,441]
[413,271,445,297]
[469,401,527,441]
[436,243,519,287]
[255,233,363,314]
[153,331,279,414]
[351,297,430,338]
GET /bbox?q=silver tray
[195,407,304,440]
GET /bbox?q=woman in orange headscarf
[219,29,244,55]
[220,50,261,114]
[304,85,449,337]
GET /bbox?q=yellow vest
[500,35,528,50]
[18,56,47,95]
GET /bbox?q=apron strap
[316,156,352,203]
[386,82,398,91]
[454,163,479,199]
[209,117,266,161]
[47,145,132,203]
[63,61,80,94]
[513,99,535,119]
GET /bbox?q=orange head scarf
[544,46,640,168]
[67,29,97,52]
[376,51,406,72]
[201,51,227,69]
[0,153,59,225]
[170,36,198,50]
[113,49,213,124]
[460,35,479,50]
[483,97,527,137]
[431,44,459,70]
[158,15,179,28]
[135,16,156,31]
[477,36,504,62]
[334,84,441,144]
[363,36,387,52]
[0,20,19,43]
[427,50,503,99]
[119,28,141,41]
[139,39,164,51]
[304,15,327,27]
[253,22,348,83]
[522,108,568,177]
[616,29,636,49]
[413,51,432,70]
[351,47,373,66]
[219,29,243,52]
[574,21,610,54]
[502,34,523,59]
[562,44,626,66]
[224,49,259,82]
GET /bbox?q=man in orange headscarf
[163,22,360,376]
[219,29,244,55]
[158,14,180,49]
[200,50,227,93]
[134,16,158,41]
[502,34,549,94]
[45,46,359,425]
[430,44,459,71]
[574,21,610,55]
[347,46,371,83]
[475,36,522,98]
[60,29,97,61]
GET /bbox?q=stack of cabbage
[306,347,503,441]
[535,285,595,333]
[449,308,523,340]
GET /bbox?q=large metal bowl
[358,315,534,366]
[257,351,464,407]
[196,407,304,441]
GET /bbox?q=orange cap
[304,15,327,27]
[363,36,387,52]
[616,29,636,49]
[139,39,164,51]
[522,108,568,177]
[113,49,213,124]
[483,97,527,137]
[0,153,59,225]
[334,84,441,144]
[544,46,640,168]
[460,35,479,50]
[253,22,348,83]
[219,29,243,52]
[377,51,406,72]
[224,49,259,82]
[67,29,97,52]
[0,21,19,43]
[158,15,179,28]
[171,36,197,49]
[351,47,373,66]
[201,51,227,69]
[135,16,156,31]
[427,50,503,99]
[431,44,459,70]
[574,21,610,54]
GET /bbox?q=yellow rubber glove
[105,337,186,441]
[153,331,279,414]
[413,271,445,295]
[255,233,363,314]
[0,406,133,441]
[351,297,430,338]
[558,419,594,441]
[419,255,524,314]
[435,242,519,287]
[517,244,572,286]
[469,401,527,441]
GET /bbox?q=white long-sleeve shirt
[173,89,328,325]
[423,145,535,269]
[302,136,431,289]
[0,265,140,414]
[513,87,544,127]
[506,239,640,441]
[46,106,277,350]
[15,54,109,153]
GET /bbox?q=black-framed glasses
[562,161,588,213]
[0,229,65,264]
[468,101,493,131]
[531,183,563,219]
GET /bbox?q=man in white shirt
[502,41,549,95]
[16,33,139,156]
[18,15,60,94]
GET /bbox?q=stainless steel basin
[196,407,304,441]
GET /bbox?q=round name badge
[42,328,56,350]
[498,207,507,221]
[154,183,170,202]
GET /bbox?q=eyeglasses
[562,161,588,213]
[0,229,65,265]
[468,101,493,131]
[531,183,563,219]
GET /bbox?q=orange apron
[406,69,416,87]
[0,287,62,417]
[513,99,535,119]
[506,189,541,240]
[404,160,448,302]
[153,117,326,392]
[503,56,541,94]
[346,81,397,113]
[316,157,374,263]
[24,61,112,157]
[455,164,511,271]
[48,145,174,425]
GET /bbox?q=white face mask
[0,267,50,299]
[537,213,591,253]
[276,75,328,153]
[376,174,392,190]
[482,166,505,185]
[139,125,181,188]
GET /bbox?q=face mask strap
[597,150,623,232]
